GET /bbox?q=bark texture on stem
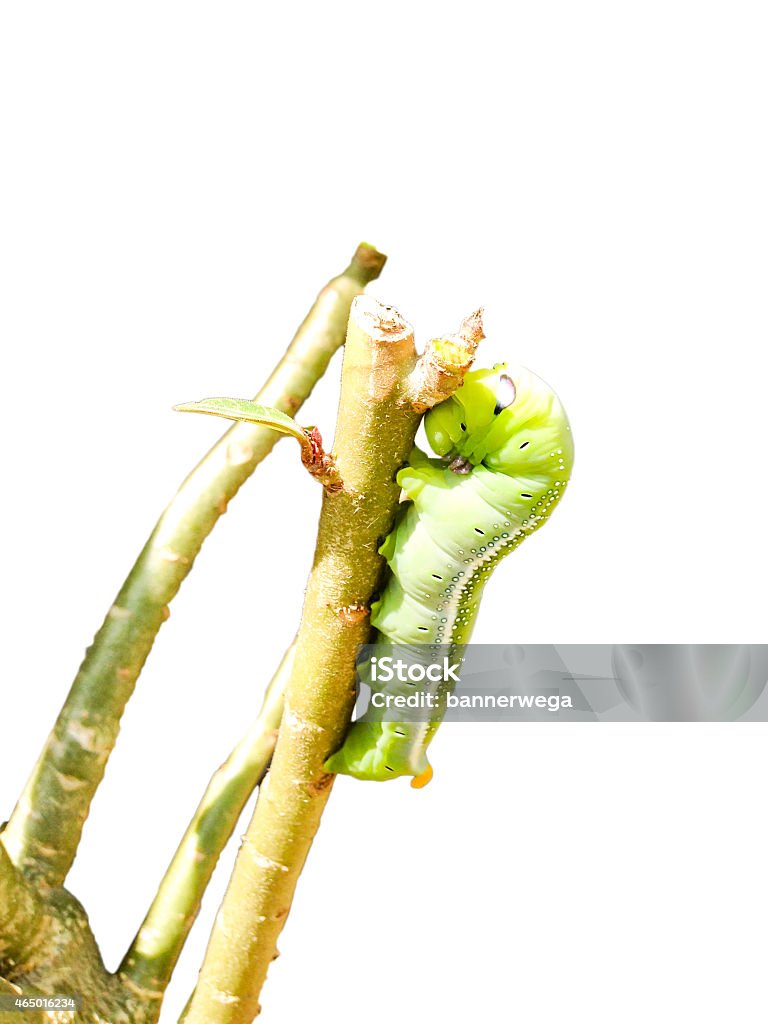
[0,842,44,973]
[181,298,482,1024]
[0,873,135,1024]
[2,244,386,890]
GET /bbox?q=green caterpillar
[324,363,574,785]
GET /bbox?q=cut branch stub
[174,399,343,494]
[405,307,485,413]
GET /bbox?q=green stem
[181,297,481,1024]
[2,244,386,889]
[118,645,294,1004]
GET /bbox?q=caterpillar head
[425,365,518,462]
[424,363,574,476]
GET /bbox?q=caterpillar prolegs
[324,363,574,783]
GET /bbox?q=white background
[1,3,767,1022]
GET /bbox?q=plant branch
[118,645,294,1006]
[404,307,485,411]
[0,842,44,972]
[180,298,482,1024]
[2,243,386,890]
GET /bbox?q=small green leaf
[175,398,309,447]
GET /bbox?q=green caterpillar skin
[324,363,573,783]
